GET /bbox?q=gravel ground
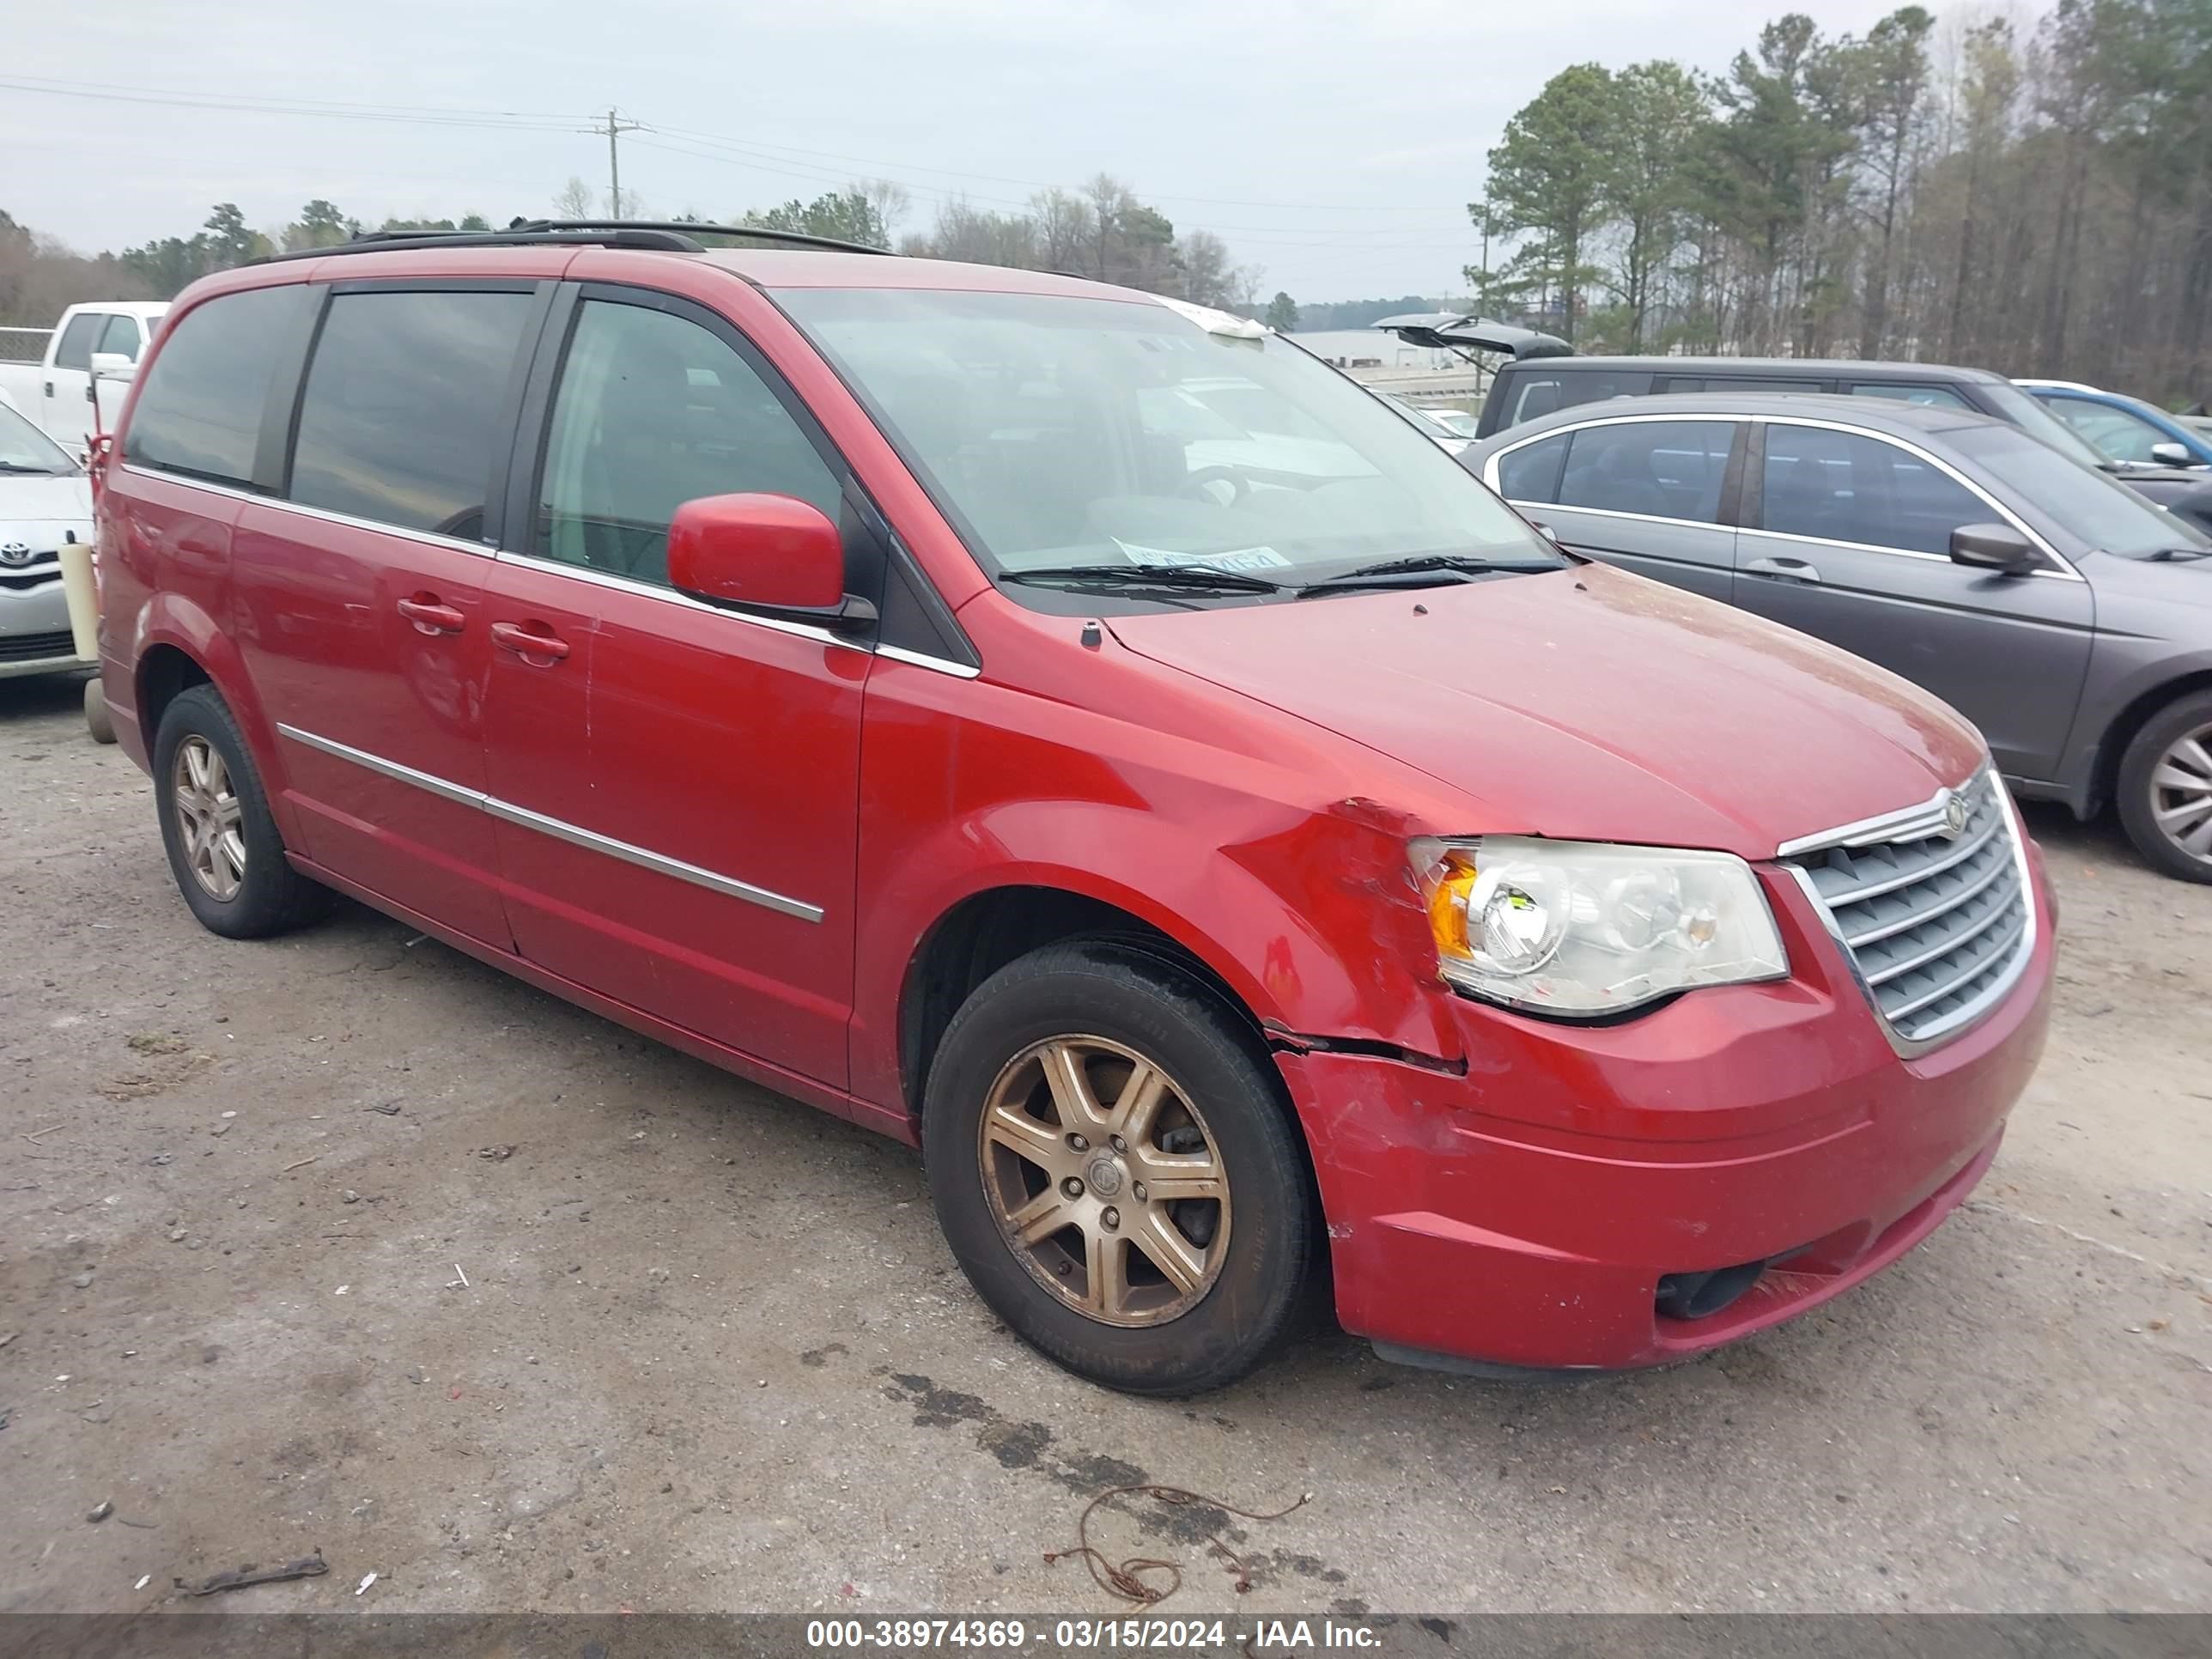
[2,672,2207,1618]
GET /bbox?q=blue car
[2017,380,2212,471]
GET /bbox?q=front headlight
[1411,836,1787,1018]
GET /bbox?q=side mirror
[2149,441,2197,468]
[88,351,136,382]
[666,493,854,619]
[1949,522,2039,574]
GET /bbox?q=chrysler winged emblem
[1942,790,1970,838]
[0,540,33,568]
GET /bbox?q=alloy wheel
[975,1035,1231,1328]
[171,735,246,902]
[2149,722,2212,866]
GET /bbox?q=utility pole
[585,107,644,218]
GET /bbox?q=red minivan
[93,224,2054,1395]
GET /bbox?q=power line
[0,76,582,131]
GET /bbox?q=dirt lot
[2,671,2208,1618]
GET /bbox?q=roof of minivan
[1478,391,2008,442]
[1516,356,2006,385]
[716,249,1152,299]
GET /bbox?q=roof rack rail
[514,219,892,256]
[255,219,893,267]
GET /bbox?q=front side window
[1760,424,1995,556]
[2042,396,2172,466]
[52,313,100,372]
[1558,421,1734,523]
[537,299,842,586]
[1850,382,1970,410]
[289,289,532,538]
[125,285,304,488]
[97,314,143,362]
[777,287,1556,594]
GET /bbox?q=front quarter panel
[847,615,1487,1117]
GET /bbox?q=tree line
[2,172,1277,330]
[1474,0,2212,400]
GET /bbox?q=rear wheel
[83,678,116,744]
[922,941,1312,1395]
[2116,690,2212,883]
[153,685,332,937]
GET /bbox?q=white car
[0,398,94,680]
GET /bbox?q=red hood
[1105,563,1985,860]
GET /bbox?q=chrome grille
[1782,770,2033,1050]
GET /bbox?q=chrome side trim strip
[277,722,488,808]
[119,465,492,558]
[493,550,867,653]
[275,722,823,923]
[874,643,982,679]
[116,467,982,673]
[479,795,824,922]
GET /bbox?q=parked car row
[84,223,2057,1394]
[1463,394,2212,881]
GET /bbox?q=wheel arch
[2093,666,2212,812]
[896,883,1270,1127]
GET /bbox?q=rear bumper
[1278,847,2055,1372]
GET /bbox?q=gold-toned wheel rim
[976,1035,1231,1328]
[171,735,246,902]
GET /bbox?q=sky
[6,0,1922,303]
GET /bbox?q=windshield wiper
[1297,552,1559,594]
[0,462,65,475]
[999,562,1287,594]
[2146,545,2212,561]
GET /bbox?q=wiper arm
[999,562,1286,594]
[1297,552,1558,594]
[2146,545,2212,561]
[0,462,64,475]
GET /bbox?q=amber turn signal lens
[1427,852,1480,960]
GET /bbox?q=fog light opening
[1655,1260,1767,1322]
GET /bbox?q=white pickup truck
[0,301,169,452]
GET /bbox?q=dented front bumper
[1273,854,2055,1372]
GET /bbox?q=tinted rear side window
[125,286,305,488]
[1559,421,1734,523]
[1850,381,1971,410]
[1495,433,1568,502]
[289,289,532,538]
[52,313,100,371]
[1501,372,1644,428]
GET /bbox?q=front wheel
[2116,690,2212,883]
[922,941,1313,1396]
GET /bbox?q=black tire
[83,678,117,744]
[2116,689,2212,884]
[921,940,1312,1396]
[153,685,333,937]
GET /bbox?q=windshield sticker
[1110,538,1294,573]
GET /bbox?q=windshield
[774,288,1558,595]
[0,399,73,473]
[1950,422,2211,556]
[1979,381,2110,470]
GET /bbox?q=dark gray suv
[1466,392,2212,880]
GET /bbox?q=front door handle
[1743,556,1822,583]
[397,596,466,635]
[491,620,571,662]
